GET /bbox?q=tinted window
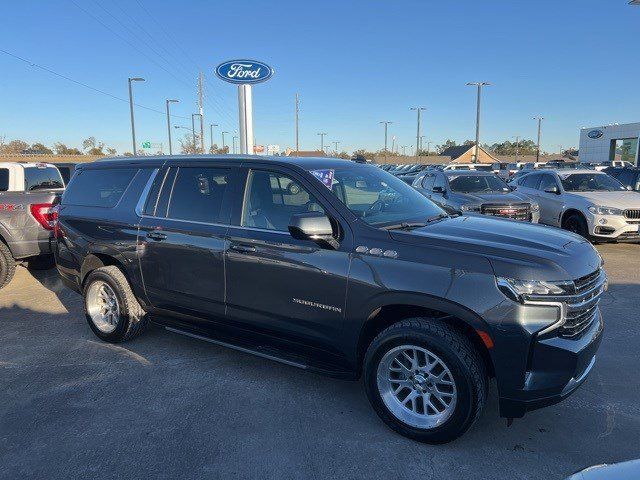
[560,173,626,192]
[0,169,8,191]
[433,174,447,191]
[616,170,636,187]
[64,168,137,207]
[421,174,436,190]
[448,174,509,193]
[24,167,64,191]
[242,170,325,232]
[167,167,230,223]
[538,174,558,191]
[522,174,541,189]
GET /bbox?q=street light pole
[379,121,392,153]
[427,141,433,154]
[128,77,145,155]
[332,141,340,155]
[514,135,520,164]
[466,82,491,163]
[165,99,179,155]
[533,116,544,162]
[210,123,218,153]
[232,136,238,154]
[317,132,327,152]
[410,107,426,156]
[401,145,407,155]
[221,131,229,152]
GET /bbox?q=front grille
[624,209,640,220]
[481,203,531,221]
[525,268,606,338]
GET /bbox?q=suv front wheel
[83,266,148,343]
[364,318,487,444]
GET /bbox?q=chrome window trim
[138,215,290,236]
[134,168,159,216]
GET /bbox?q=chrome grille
[624,209,640,220]
[481,203,531,221]
[526,268,606,338]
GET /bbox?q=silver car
[512,169,640,241]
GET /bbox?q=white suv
[513,169,640,241]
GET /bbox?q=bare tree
[179,134,201,154]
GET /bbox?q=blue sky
[0,0,638,154]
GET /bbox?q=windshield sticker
[310,169,335,189]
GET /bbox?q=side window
[421,174,436,190]
[63,168,137,207]
[166,167,231,224]
[617,170,635,187]
[0,168,8,191]
[411,173,426,187]
[433,174,447,191]
[241,170,324,232]
[522,174,541,189]
[538,174,557,191]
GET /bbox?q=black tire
[25,254,56,271]
[0,242,17,290]
[364,318,487,444]
[562,213,589,239]
[83,266,148,343]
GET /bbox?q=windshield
[448,174,510,193]
[24,166,64,191]
[309,164,445,227]
[560,173,626,192]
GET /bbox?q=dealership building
[579,122,640,165]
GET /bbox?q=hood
[449,190,533,206]
[568,191,640,209]
[389,215,601,281]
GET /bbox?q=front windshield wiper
[383,214,449,231]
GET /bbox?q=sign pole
[238,84,254,154]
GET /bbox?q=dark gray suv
[55,156,605,443]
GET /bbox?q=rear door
[536,173,564,226]
[138,161,239,319]
[224,165,352,351]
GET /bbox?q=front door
[224,166,352,352]
[536,174,565,226]
[138,163,238,319]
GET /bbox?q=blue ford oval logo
[587,129,603,139]
[215,59,274,85]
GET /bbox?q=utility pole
[419,135,426,151]
[379,121,392,154]
[128,77,145,155]
[191,114,201,153]
[466,82,491,163]
[410,107,426,156]
[233,135,238,154]
[198,73,205,153]
[295,93,300,152]
[317,132,327,151]
[221,131,229,152]
[165,99,179,155]
[391,135,396,154]
[533,116,544,162]
[210,123,218,153]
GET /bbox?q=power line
[0,49,189,120]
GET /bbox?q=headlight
[460,204,481,212]
[588,205,623,216]
[530,203,540,212]
[497,277,572,301]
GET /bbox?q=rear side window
[421,174,436,190]
[64,168,137,208]
[24,167,64,191]
[166,167,230,223]
[522,174,541,189]
[0,168,8,191]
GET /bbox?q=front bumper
[587,212,640,240]
[498,311,603,418]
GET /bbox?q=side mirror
[288,212,339,249]
[544,185,560,194]
[627,185,633,191]
[432,186,445,194]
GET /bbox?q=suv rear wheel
[0,242,17,290]
[364,318,487,444]
[83,266,148,342]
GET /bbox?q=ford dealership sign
[215,60,274,84]
[587,129,604,139]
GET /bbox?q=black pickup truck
[54,155,605,443]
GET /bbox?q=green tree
[436,139,457,154]
[30,142,53,154]
[0,139,29,154]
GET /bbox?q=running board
[164,326,309,370]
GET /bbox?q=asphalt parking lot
[1,244,639,480]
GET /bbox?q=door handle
[146,231,167,241]
[230,244,256,253]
